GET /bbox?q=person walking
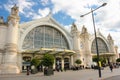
[26,66,30,75]
[109,63,113,72]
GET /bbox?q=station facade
[0,5,119,74]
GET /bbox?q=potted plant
[41,53,54,76]
[31,58,40,74]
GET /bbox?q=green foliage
[93,57,98,62]
[42,53,54,67]
[92,57,106,62]
[31,58,40,68]
[116,58,120,62]
[92,56,107,66]
[75,59,82,65]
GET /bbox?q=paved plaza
[0,67,120,80]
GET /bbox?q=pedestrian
[109,63,113,72]
[26,66,30,75]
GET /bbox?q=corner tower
[80,25,92,67]
[1,5,20,74]
[71,23,81,63]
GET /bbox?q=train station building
[0,5,119,74]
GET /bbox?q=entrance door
[56,57,62,71]
[22,56,31,71]
[64,58,70,70]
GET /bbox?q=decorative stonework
[5,43,18,53]
[8,15,20,26]
[11,4,19,16]
[0,16,4,23]
[0,16,6,25]
[7,4,20,27]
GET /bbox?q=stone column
[61,57,64,70]
[53,57,56,70]
[70,55,74,66]
[17,53,22,72]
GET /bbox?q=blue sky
[0,0,75,25]
[0,0,120,52]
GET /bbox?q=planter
[44,68,54,76]
[31,68,38,74]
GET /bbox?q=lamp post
[80,3,107,78]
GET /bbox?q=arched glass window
[22,25,69,50]
[91,38,109,54]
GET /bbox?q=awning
[21,48,76,56]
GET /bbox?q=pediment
[20,15,61,29]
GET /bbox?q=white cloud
[3,0,50,20]
[64,24,72,32]
[40,0,49,6]
[38,7,50,17]
[17,0,35,14]
[32,14,42,19]
[3,0,35,14]
[51,0,120,52]
[2,0,120,52]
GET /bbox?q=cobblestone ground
[0,67,120,80]
[104,75,120,80]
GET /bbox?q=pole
[91,8,101,78]
[80,3,107,78]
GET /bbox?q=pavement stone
[104,75,120,80]
[0,67,120,80]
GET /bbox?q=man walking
[109,63,113,72]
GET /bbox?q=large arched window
[91,38,109,54]
[22,25,69,50]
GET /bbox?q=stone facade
[0,5,119,74]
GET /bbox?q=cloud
[38,7,50,17]
[31,7,50,19]
[2,0,120,52]
[64,24,72,32]
[40,0,49,6]
[3,0,50,20]
[17,0,35,14]
[51,0,120,52]
[3,0,35,15]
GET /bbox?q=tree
[31,58,41,74]
[41,53,55,76]
[92,56,107,67]
[116,58,120,62]
[42,53,54,68]
[31,58,40,68]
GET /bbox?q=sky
[0,0,120,52]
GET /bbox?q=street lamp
[80,3,107,78]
